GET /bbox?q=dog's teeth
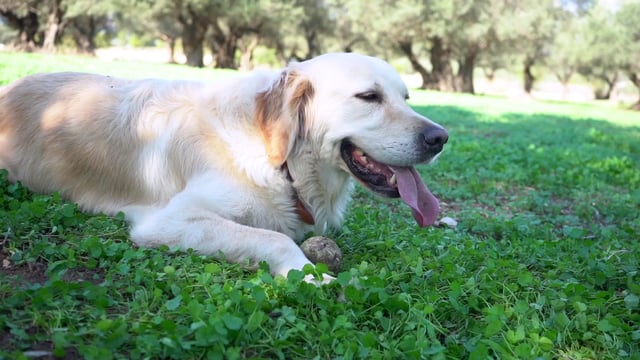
[360,155,368,164]
[389,173,397,185]
[354,149,364,157]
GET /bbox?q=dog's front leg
[124,189,323,281]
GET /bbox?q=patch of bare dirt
[60,267,106,285]
[0,329,81,360]
[0,255,49,286]
[1,237,105,286]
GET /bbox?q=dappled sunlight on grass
[413,103,639,244]
[410,89,640,126]
[0,51,238,84]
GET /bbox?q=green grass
[1,51,639,360]
[0,52,238,83]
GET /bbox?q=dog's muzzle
[422,126,449,156]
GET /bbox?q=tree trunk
[158,34,177,64]
[181,23,206,67]
[629,72,640,111]
[21,11,39,49]
[457,46,478,94]
[523,56,536,94]
[304,29,319,60]
[427,36,455,92]
[208,19,241,69]
[273,40,288,65]
[593,73,617,100]
[555,68,573,100]
[43,0,64,52]
[342,37,363,53]
[0,10,40,50]
[177,5,208,68]
[555,68,573,87]
[239,36,259,71]
[168,38,176,64]
[70,16,98,54]
[213,33,239,69]
[397,40,431,90]
[484,67,496,83]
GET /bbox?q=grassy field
[1,51,639,360]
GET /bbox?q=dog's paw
[303,273,336,286]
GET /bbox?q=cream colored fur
[0,53,444,281]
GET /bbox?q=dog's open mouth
[340,140,440,227]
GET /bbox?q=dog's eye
[355,91,381,103]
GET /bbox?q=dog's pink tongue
[391,166,439,227]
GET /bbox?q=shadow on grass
[414,105,640,189]
[403,105,640,240]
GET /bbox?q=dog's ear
[256,69,314,167]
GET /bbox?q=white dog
[0,53,447,281]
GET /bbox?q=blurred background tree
[616,0,640,109]
[573,2,625,100]
[1,0,638,107]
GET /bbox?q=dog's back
[0,73,203,213]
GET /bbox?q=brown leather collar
[282,162,315,225]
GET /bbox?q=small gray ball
[300,236,343,273]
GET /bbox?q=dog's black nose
[422,126,449,153]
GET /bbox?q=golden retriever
[0,53,448,282]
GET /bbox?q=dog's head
[256,53,448,226]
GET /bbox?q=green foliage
[556,2,626,99]
[546,14,583,85]
[0,52,237,86]
[1,54,640,359]
[2,0,639,101]
[617,0,640,94]
[251,45,281,68]
[0,24,17,44]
